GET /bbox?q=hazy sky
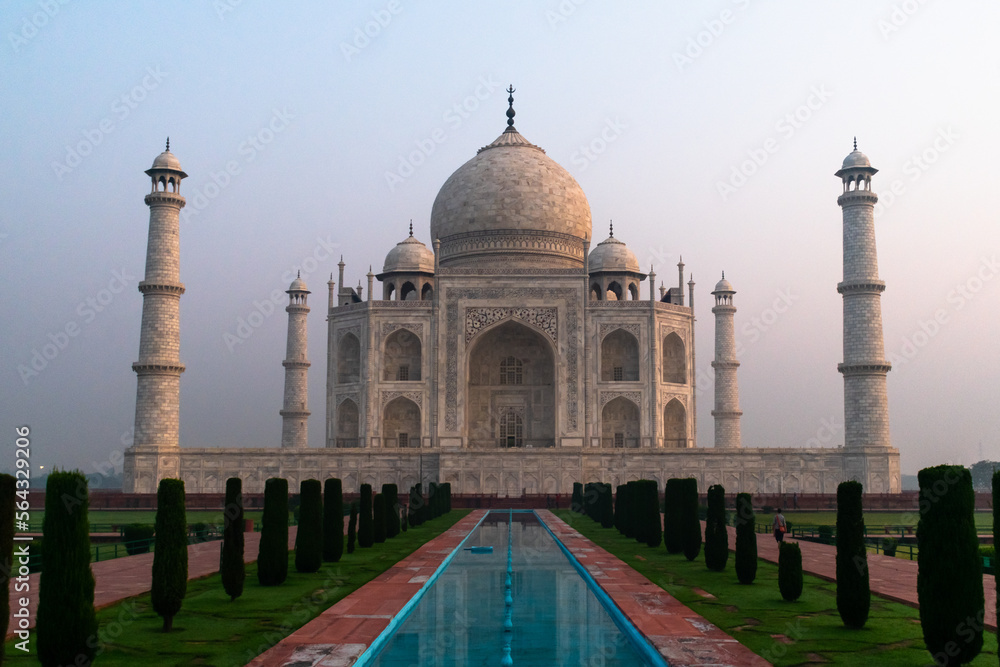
[3,1,998,479]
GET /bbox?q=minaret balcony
[837,280,885,294]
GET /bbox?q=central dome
[430,125,592,269]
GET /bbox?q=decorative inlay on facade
[380,390,423,408]
[437,267,584,276]
[465,307,557,343]
[599,323,641,340]
[336,325,361,342]
[446,288,578,432]
[336,392,360,407]
[600,391,642,408]
[659,325,686,341]
[661,393,688,407]
[381,322,424,337]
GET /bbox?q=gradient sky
[3,1,998,479]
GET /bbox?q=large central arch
[466,320,556,448]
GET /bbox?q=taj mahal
[123,91,901,495]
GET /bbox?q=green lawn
[5,510,469,666]
[553,510,998,666]
[26,509,269,532]
[758,510,994,532]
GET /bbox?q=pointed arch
[606,282,623,301]
[601,329,639,382]
[601,396,640,448]
[383,328,421,381]
[663,398,686,448]
[662,332,686,384]
[421,283,433,300]
[400,281,417,301]
[383,396,420,448]
[590,283,602,301]
[627,283,639,301]
[336,398,359,447]
[337,332,361,383]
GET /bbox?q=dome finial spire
[609,220,614,237]
[506,85,516,128]
[409,219,413,237]
[165,137,170,152]
[853,136,857,151]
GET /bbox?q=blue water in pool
[367,512,657,666]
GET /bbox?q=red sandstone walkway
[731,525,998,631]
[6,527,297,637]
[252,510,768,667]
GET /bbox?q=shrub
[680,478,701,561]
[123,523,155,555]
[663,478,683,554]
[323,478,343,562]
[735,493,757,584]
[704,484,728,571]
[152,479,188,631]
[190,521,210,542]
[881,537,898,557]
[358,484,374,547]
[408,484,423,528]
[572,482,583,513]
[373,493,387,543]
[600,483,614,529]
[220,477,245,601]
[37,471,97,665]
[778,541,803,601]
[428,483,440,520]
[382,483,400,538]
[442,482,452,513]
[295,479,323,573]
[818,524,834,544]
[836,480,870,629]
[347,502,358,554]
[0,473,14,661]
[918,465,983,665]
[258,478,289,586]
[642,480,662,548]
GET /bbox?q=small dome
[382,233,435,274]
[589,230,640,274]
[712,275,735,294]
[288,273,309,292]
[841,149,871,169]
[151,149,183,172]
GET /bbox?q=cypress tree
[347,502,358,554]
[220,477,245,601]
[295,479,323,573]
[382,483,399,538]
[627,481,641,540]
[428,482,439,520]
[600,483,614,528]
[614,484,625,534]
[705,484,728,571]
[664,478,683,554]
[644,480,662,548]
[323,478,344,562]
[836,480,870,628]
[373,493,387,543]
[152,478,188,631]
[778,541,803,601]
[680,478,701,561]
[993,470,1000,654]
[0,474,16,662]
[37,471,97,666]
[572,482,584,513]
[258,477,289,586]
[735,493,758,584]
[358,483,374,547]
[918,465,983,665]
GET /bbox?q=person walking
[773,508,787,542]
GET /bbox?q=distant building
[123,98,900,495]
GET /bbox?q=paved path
[737,525,997,631]
[7,528,297,637]
[252,511,767,667]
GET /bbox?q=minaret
[132,140,187,454]
[836,140,891,449]
[280,272,311,448]
[711,273,742,448]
